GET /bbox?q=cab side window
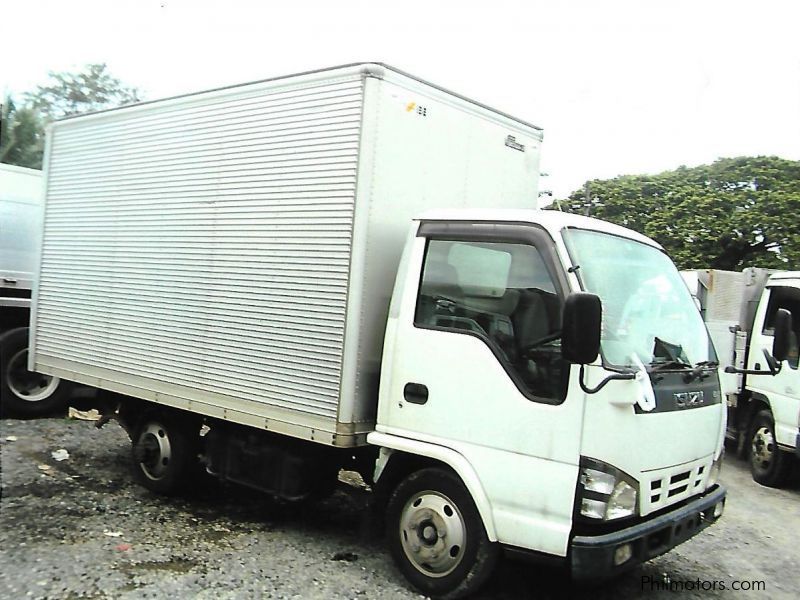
[415,239,565,401]
[763,286,800,369]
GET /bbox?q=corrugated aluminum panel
[705,270,746,323]
[36,77,364,421]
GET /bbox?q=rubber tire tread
[0,327,71,417]
[749,409,793,487]
[385,467,498,599]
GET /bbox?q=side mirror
[772,308,793,363]
[562,292,601,364]
[725,308,793,377]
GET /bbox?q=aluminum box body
[31,63,542,446]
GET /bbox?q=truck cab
[681,267,799,487]
[370,209,726,591]
[738,271,800,485]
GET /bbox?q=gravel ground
[1,415,799,599]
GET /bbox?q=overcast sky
[3,0,798,200]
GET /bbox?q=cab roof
[416,208,662,249]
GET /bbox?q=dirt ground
[1,415,799,599]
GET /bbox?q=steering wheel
[520,331,562,356]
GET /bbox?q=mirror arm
[724,349,782,376]
[763,348,781,374]
[578,364,636,394]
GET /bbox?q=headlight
[706,451,723,489]
[578,458,639,520]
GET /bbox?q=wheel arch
[368,431,497,542]
[744,392,772,435]
[734,392,771,457]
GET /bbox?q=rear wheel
[749,409,793,487]
[386,467,498,599]
[0,327,71,417]
[132,412,200,495]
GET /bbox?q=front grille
[643,457,711,514]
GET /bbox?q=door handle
[403,383,429,405]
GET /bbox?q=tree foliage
[25,63,141,121]
[0,96,45,168]
[1,64,141,169]
[555,157,800,270]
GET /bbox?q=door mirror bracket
[578,364,636,394]
[724,348,783,376]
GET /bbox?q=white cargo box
[31,63,542,447]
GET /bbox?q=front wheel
[386,467,498,599]
[0,327,71,417]
[749,409,793,487]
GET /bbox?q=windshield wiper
[649,359,692,372]
[693,360,719,368]
[683,360,719,383]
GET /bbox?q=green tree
[555,157,800,270]
[25,63,141,121]
[1,64,141,169]
[0,95,45,168]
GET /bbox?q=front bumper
[571,485,726,581]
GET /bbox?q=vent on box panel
[417,105,428,117]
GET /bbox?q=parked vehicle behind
[1,163,71,416]
[682,268,799,487]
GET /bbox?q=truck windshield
[563,228,714,369]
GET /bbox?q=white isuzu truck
[683,268,799,487]
[0,163,70,416]
[30,64,732,598]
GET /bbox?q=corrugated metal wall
[36,77,364,420]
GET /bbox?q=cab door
[747,284,800,448]
[377,221,585,556]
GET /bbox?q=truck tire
[131,412,200,495]
[749,409,793,487]
[0,327,71,417]
[386,467,498,599]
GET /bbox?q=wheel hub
[399,491,466,578]
[6,349,60,402]
[751,426,774,471]
[136,423,172,480]
[421,522,438,544]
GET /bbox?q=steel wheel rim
[137,422,173,480]
[6,349,61,402]
[751,426,775,473]
[399,490,466,578]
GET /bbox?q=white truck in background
[30,63,731,598]
[682,268,799,487]
[0,163,71,416]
